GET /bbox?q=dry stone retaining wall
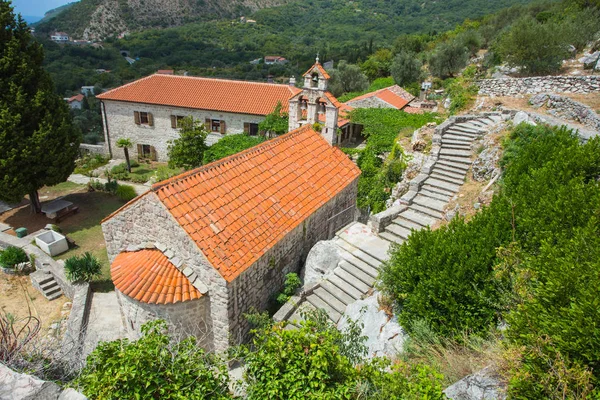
[478,76,600,96]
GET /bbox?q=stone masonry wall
[227,179,359,344]
[101,193,229,352]
[116,289,211,346]
[478,76,600,96]
[101,100,266,162]
[346,96,395,109]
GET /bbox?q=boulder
[582,51,600,69]
[337,294,408,359]
[513,111,536,126]
[0,363,87,400]
[444,366,506,400]
[529,93,549,108]
[472,146,501,182]
[302,240,341,285]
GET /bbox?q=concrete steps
[30,270,62,301]
[430,167,465,181]
[424,177,461,193]
[435,161,470,175]
[412,195,447,212]
[409,204,444,220]
[430,172,464,186]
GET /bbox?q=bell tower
[288,56,340,145]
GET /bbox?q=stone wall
[478,76,600,96]
[79,143,107,156]
[116,289,211,346]
[0,363,87,400]
[60,283,91,366]
[101,100,266,162]
[101,192,229,352]
[530,93,600,131]
[227,179,359,344]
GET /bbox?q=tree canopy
[167,117,208,170]
[0,1,80,212]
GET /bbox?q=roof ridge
[152,125,314,191]
[150,73,295,88]
[97,74,155,98]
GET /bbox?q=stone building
[96,74,302,162]
[345,85,415,110]
[101,125,361,352]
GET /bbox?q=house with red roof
[96,74,303,162]
[101,125,361,351]
[345,84,416,111]
[65,94,85,110]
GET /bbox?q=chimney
[289,76,296,87]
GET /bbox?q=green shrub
[110,163,127,174]
[64,252,102,282]
[0,246,28,269]
[155,166,181,182]
[129,160,140,168]
[203,134,264,164]
[103,180,118,194]
[75,320,230,399]
[276,273,302,304]
[115,184,137,202]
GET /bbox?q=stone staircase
[30,270,63,300]
[284,223,390,326]
[279,114,504,326]
[380,114,502,245]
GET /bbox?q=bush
[103,180,118,194]
[75,320,230,399]
[110,163,127,174]
[115,184,137,202]
[155,166,181,182]
[276,273,302,304]
[0,246,28,269]
[203,134,265,164]
[64,252,102,282]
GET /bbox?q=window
[171,115,186,129]
[244,123,259,136]
[205,118,226,134]
[137,144,157,161]
[134,111,153,126]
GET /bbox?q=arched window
[311,73,319,88]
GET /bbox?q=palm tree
[116,138,133,172]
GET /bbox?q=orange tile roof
[303,62,331,80]
[68,94,84,102]
[149,125,360,282]
[111,249,201,304]
[97,74,302,116]
[346,85,415,110]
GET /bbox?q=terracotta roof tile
[346,85,415,110]
[150,126,360,282]
[111,249,201,305]
[303,62,331,80]
[97,74,302,116]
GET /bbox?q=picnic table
[41,199,78,222]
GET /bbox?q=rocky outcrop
[444,366,506,400]
[0,363,86,400]
[478,76,600,96]
[302,240,341,286]
[337,294,407,359]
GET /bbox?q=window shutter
[150,146,157,161]
[147,113,154,126]
[136,144,143,157]
[220,120,226,134]
[205,118,211,130]
[243,123,249,134]
[134,111,141,125]
[171,115,177,128]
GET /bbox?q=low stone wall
[478,76,600,96]
[60,283,91,366]
[79,143,107,156]
[530,93,600,132]
[0,363,87,400]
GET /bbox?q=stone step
[475,117,495,126]
[313,287,348,314]
[321,280,357,305]
[385,223,411,240]
[413,195,447,212]
[442,142,472,151]
[334,268,371,294]
[434,161,469,175]
[409,204,444,220]
[487,114,503,123]
[32,274,55,287]
[46,291,63,301]
[44,286,62,296]
[466,120,489,129]
[336,224,390,263]
[306,294,342,323]
[422,185,456,199]
[392,215,424,231]
[431,167,465,181]
[339,260,376,287]
[439,148,472,158]
[419,189,452,202]
[438,155,473,166]
[335,240,381,272]
[445,129,479,138]
[40,281,59,291]
[328,274,364,300]
[443,134,475,143]
[379,231,405,245]
[337,249,379,279]
[455,123,486,133]
[424,177,461,193]
[431,172,464,186]
[399,208,436,227]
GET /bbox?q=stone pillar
[322,105,339,145]
[307,103,317,124]
[288,99,299,132]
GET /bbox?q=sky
[12,0,77,17]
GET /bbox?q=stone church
[101,124,361,352]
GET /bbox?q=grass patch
[74,154,109,175]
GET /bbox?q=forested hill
[35,0,534,40]
[34,0,292,40]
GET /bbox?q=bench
[55,206,79,223]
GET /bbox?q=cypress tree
[0,0,80,212]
